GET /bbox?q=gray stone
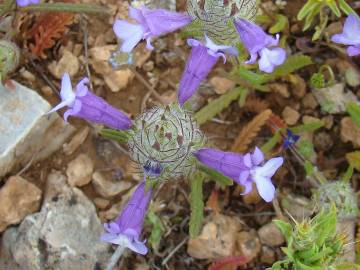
[258,222,285,247]
[0,171,111,270]
[0,81,75,178]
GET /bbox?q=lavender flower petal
[101,181,152,255]
[331,14,360,46]
[348,45,360,57]
[178,42,220,106]
[258,47,286,73]
[234,19,287,72]
[178,37,238,105]
[251,147,264,166]
[253,176,276,202]
[113,20,144,53]
[17,0,39,7]
[114,6,192,52]
[194,148,245,181]
[255,157,284,178]
[49,73,132,130]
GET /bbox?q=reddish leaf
[208,256,249,270]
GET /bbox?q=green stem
[20,3,109,13]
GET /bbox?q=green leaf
[298,139,315,159]
[273,220,293,242]
[346,151,360,171]
[335,262,360,270]
[194,87,243,124]
[338,0,356,15]
[304,160,315,176]
[297,0,319,20]
[145,208,165,249]
[342,165,353,182]
[197,164,233,187]
[327,1,341,17]
[20,2,109,13]
[261,130,282,154]
[189,171,205,238]
[258,55,313,84]
[269,14,288,34]
[346,102,360,128]
[290,120,324,133]
[100,128,130,143]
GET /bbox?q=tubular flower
[194,147,283,202]
[234,19,286,73]
[178,36,238,106]
[101,180,152,255]
[331,13,360,57]
[113,6,192,53]
[47,73,132,130]
[16,0,39,7]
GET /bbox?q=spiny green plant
[269,206,346,270]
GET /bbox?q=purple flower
[47,73,132,130]
[101,181,152,255]
[16,0,39,7]
[234,19,286,73]
[331,13,360,57]
[178,36,238,106]
[283,129,300,149]
[194,147,283,202]
[113,6,192,53]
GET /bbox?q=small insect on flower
[178,36,238,106]
[331,13,360,57]
[101,180,152,255]
[194,147,283,202]
[113,5,192,53]
[16,0,39,7]
[47,73,132,130]
[234,19,286,73]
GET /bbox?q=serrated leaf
[197,164,233,187]
[189,171,205,238]
[195,87,243,124]
[269,14,288,34]
[346,102,360,128]
[346,151,360,171]
[289,120,324,133]
[100,128,130,143]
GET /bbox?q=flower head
[234,19,286,73]
[194,147,283,202]
[177,36,238,106]
[16,0,39,7]
[47,73,132,130]
[113,6,192,52]
[331,13,360,57]
[101,181,152,255]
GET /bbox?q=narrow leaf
[346,102,360,128]
[20,3,109,13]
[261,130,282,153]
[197,164,233,187]
[195,87,243,124]
[346,151,360,171]
[189,171,205,238]
[208,256,249,270]
[269,14,288,34]
[338,0,356,15]
[100,128,130,143]
[289,120,324,133]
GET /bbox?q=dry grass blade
[231,109,272,153]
